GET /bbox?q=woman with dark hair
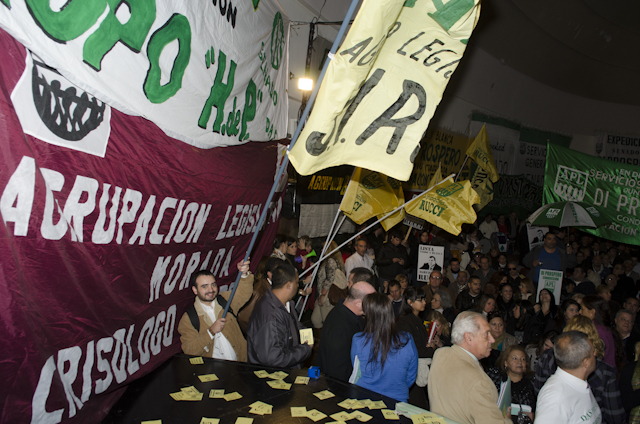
[397,288,429,354]
[472,294,496,317]
[552,298,581,332]
[350,292,418,402]
[581,295,623,370]
[526,330,558,372]
[487,345,536,423]
[509,299,544,345]
[496,282,515,329]
[534,288,557,332]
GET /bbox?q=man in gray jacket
[247,263,311,368]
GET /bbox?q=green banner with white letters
[543,144,640,245]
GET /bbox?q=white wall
[431,48,640,152]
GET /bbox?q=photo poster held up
[537,270,563,305]
[527,223,549,250]
[417,245,445,282]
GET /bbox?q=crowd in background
[183,212,640,423]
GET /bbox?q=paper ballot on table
[254,370,269,378]
[223,392,243,401]
[300,328,314,345]
[382,410,399,420]
[291,407,308,417]
[294,376,310,385]
[189,357,204,364]
[209,389,225,398]
[198,374,219,382]
[313,390,335,400]
[199,419,219,424]
[497,377,512,418]
[306,409,328,422]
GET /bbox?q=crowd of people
[177,214,640,424]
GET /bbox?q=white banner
[595,131,640,166]
[0,0,289,149]
[417,245,444,282]
[537,270,563,305]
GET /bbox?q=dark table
[103,354,416,424]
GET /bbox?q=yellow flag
[340,168,405,231]
[404,177,480,235]
[470,167,494,211]
[466,124,499,183]
[289,0,481,181]
[428,163,443,188]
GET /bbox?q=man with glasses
[422,270,454,310]
[506,261,523,288]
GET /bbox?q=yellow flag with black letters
[289,0,481,181]
[404,176,480,235]
[340,168,405,231]
[470,166,494,211]
[466,124,499,183]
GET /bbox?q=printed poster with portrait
[417,245,445,282]
[527,223,549,250]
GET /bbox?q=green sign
[544,144,640,245]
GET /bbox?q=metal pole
[222,0,361,318]
[455,156,469,182]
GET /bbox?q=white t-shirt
[534,368,601,424]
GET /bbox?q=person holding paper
[534,331,602,424]
[178,261,253,361]
[350,292,418,402]
[523,232,576,287]
[246,263,312,368]
[428,311,511,424]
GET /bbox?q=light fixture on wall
[298,77,313,91]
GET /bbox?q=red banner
[0,29,282,423]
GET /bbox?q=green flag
[543,143,640,245]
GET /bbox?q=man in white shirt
[478,214,499,239]
[534,331,601,424]
[345,239,374,276]
[178,261,253,362]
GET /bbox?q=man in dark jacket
[455,276,483,313]
[376,231,409,288]
[316,269,376,381]
[247,263,311,368]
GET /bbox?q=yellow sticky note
[351,411,372,422]
[330,411,353,421]
[306,409,328,422]
[189,357,204,364]
[299,328,314,345]
[294,376,310,385]
[269,371,289,380]
[181,386,201,395]
[338,399,356,409]
[209,389,224,398]
[198,374,219,382]
[369,400,387,410]
[411,415,429,424]
[169,392,185,401]
[382,410,399,420]
[235,419,253,424]
[313,390,335,400]
[200,419,219,424]
[142,421,162,424]
[223,392,243,401]
[351,400,367,409]
[254,370,269,378]
[291,407,308,417]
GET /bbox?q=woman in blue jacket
[350,292,418,402]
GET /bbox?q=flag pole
[296,213,347,320]
[294,207,343,312]
[455,156,469,182]
[222,0,361,318]
[297,173,456,280]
